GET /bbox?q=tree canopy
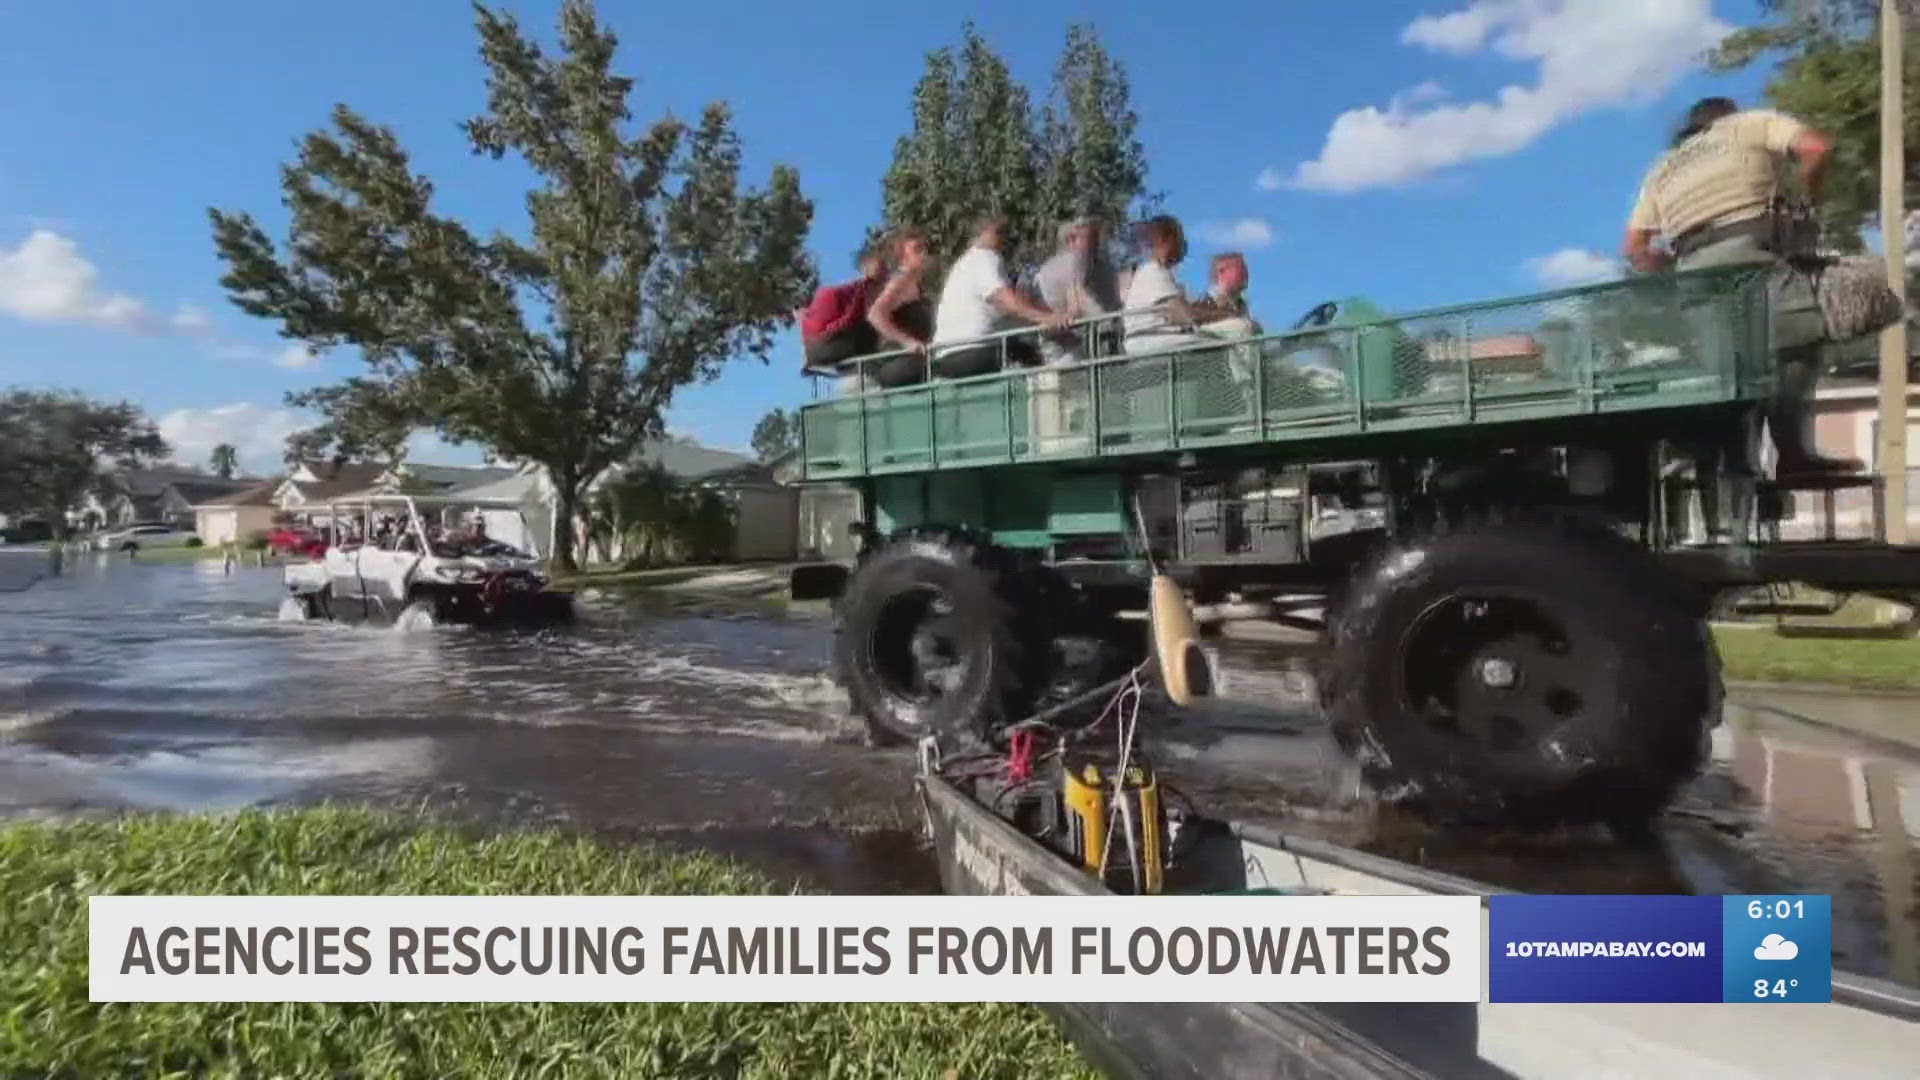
[750,407,797,462]
[1711,0,1920,249]
[210,0,815,569]
[0,389,168,534]
[209,443,238,479]
[875,22,1155,274]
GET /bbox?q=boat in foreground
[916,767,1920,1079]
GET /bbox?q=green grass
[0,808,1094,1080]
[1713,624,1920,692]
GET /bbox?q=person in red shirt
[799,246,889,371]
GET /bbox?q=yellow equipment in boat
[1059,750,1166,895]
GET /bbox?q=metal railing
[797,265,1775,481]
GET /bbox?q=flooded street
[3,555,1917,987]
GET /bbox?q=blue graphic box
[1490,895,1722,1003]
[1489,894,1832,1003]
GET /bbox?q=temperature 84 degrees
[1754,978,1801,999]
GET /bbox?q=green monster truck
[788,265,1918,825]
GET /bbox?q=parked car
[0,520,53,544]
[95,523,199,552]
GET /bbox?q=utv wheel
[277,596,313,622]
[1321,516,1717,826]
[395,599,441,632]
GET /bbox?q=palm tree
[209,443,239,479]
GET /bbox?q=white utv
[281,494,572,628]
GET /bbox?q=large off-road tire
[1321,515,1718,826]
[833,528,1142,747]
[834,529,1046,747]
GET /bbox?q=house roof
[279,462,388,504]
[167,478,258,506]
[195,480,283,508]
[443,472,541,503]
[292,459,386,484]
[113,465,233,498]
[396,463,516,491]
[634,439,755,481]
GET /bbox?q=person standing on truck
[861,229,939,388]
[1621,96,1860,477]
[798,246,888,372]
[931,215,1071,378]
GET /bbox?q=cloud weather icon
[1754,934,1799,961]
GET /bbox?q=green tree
[0,389,168,536]
[875,22,1155,274]
[1033,24,1158,259]
[1711,0,1920,249]
[209,443,239,479]
[210,0,815,571]
[750,407,797,461]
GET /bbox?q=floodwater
[2,554,1917,987]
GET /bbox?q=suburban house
[81,466,255,530]
[159,478,261,528]
[1787,375,1920,540]
[270,460,389,517]
[202,436,809,564]
[192,480,282,546]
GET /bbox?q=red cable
[1006,729,1034,784]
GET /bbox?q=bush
[243,530,271,551]
[184,536,204,548]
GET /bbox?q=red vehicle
[268,526,327,559]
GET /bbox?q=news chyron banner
[1488,894,1832,1003]
[88,893,1831,1004]
[91,895,1484,1003]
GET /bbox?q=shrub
[184,536,204,548]
[243,530,271,551]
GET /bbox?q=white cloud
[272,343,321,369]
[171,306,212,333]
[1282,0,1729,193]
[1526,247,1622,287]
[0,229,205,334]
[1199,218,1275,249]
[1753,933,1799,961]
[1255,167,1285,192]
[157,402,305,475]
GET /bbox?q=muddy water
[2,555,1917,987]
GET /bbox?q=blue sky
[0,0,1772,473]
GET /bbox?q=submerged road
[1,554,1916,987]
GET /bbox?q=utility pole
[1879,0,1909,543]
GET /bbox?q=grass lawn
[0,808,1093,1080]
[1713,624,1920,692]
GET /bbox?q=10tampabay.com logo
[1488,894,1831,1003]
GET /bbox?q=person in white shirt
[1121,216,1243,355]
[931,216,1070,379]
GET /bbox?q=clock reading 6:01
[1747,899,1806,919]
